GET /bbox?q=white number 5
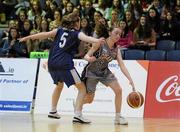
[59,32,68,48]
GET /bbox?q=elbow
[84,55,88,61]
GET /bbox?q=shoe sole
[48,115,60,119]
[114,122,128,125]
[73,117,91,124]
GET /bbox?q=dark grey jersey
[86,43,117,78]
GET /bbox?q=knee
[114,87,122,96]
[84,94,94,104]
[86,98,93,104]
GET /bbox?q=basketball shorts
[85,73,117,94]
[49,68,81,87]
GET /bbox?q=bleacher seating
[145,50,166,61]
[124,49,145,60]
[175,41,180,50]
[156,40,176,51]
[166,50,180,61]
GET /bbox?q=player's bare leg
[108,80,128,125]
[48,82,63,119]
[73,82,91,124]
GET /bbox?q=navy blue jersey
[48,27,80,70]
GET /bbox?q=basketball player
[20,12,105,124]
[81,23,135,125]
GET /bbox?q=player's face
[110,28,122,43]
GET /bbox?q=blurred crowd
[0,0,179,58]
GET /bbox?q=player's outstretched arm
[19,29,57,42]
[78,32,105,45]
[84,43,100,62]
[117,48,135,91]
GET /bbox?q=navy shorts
[49,68,81,87]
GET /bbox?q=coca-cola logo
[156,75,180,102]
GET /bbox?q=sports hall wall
[0,58,179,119]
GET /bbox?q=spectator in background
[20,19,33,37]
[80,17,93,36]
[1,19,17,39]
[60,0,70,15]
[43,0,52,12]
[44,0,58,22]
[0,0,17,21]
[174,0,180,14]
[106,0,124,21]
[78,0,86,18]
[147,7,160,33]
[93,17,109,39]
[84,0,96,24]
[33,15,42,31]
[27,0,46,21]
[125,0,143,20]
[159,11,177,40]
[124,10,137,32]
[14,0,30,17]
[0,0,7,24]
[92,12,105,38]
[74,17,93,59]
[25,29,40,53]
[116,19,134,49]
[92,10,103,30]
[145,0,162,14]
[40,19,49,32]
[95,0,109,18]
[73,7,80,17]
[173,0,180,40]
[0,27,28,58]
[107,9,119,28]
[131,15,156,50]
[49,9,62,30]
[17,9,28,32]
[64,2,74,15]
[39,19,52,52]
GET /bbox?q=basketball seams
[127,91,144,109]
[127,96,135,108]
[136,92,142,108]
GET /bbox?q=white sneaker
[73,115,91,124]
[114,116,128,125]
[48,111,60,119]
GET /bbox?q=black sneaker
[73,116,91,124]
[48,111,60,119]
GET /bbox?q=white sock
[50,106,57,113]
[74,111,82,117]
[115,113,121,118]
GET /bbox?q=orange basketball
[127,91,144,108]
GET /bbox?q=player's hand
[129,81,136,91]
[19,37,28,42]
[98,37,106,45]
[86,56,96,62]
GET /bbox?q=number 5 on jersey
[59,32,68,48]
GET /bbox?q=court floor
[0,113,180,132]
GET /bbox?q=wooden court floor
[0,113,180,132]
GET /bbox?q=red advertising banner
[144,61,180,118]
